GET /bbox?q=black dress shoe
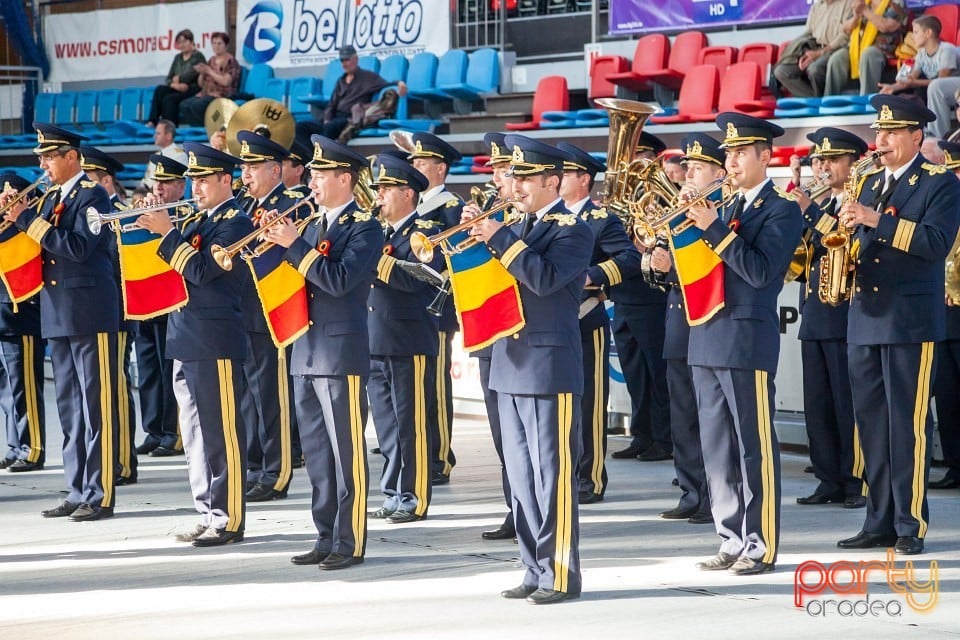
[527,588,579,604]
[843,495,866,509]
[0,458,16,469]
[291,456,304,469]
[688,511,714,525]
[501,584,538,599]
[150,446,182,457]
[578,492,603,504]
[804,465,815,473]
[69,504,114,521]
[41,500,79,518]
[696,552,739,570]
[837,531,898,549]
[660,506,697,519]
[174,524,208,542]
[928,473,960,490]
[431,471,450,486]
[796,492,842,505]
[386,509,423,524]
[291,549,328,565]
[611,445,641,459]
[637,444,672,461]
[729,557,775,576]
[319,552,364,570]
[894,536,924,555]
[136,441,159,455]
[369,506,395,518]
[482,524,516,540]
[370,447,381,455]
[7,460,43,472]
[246,483,288,502]
[192,528,244,547]
[115,475,137,486]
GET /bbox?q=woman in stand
[179,32,242,126]
[146,29,205,127]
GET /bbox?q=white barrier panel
[44,1,226,83]
[237,0,451,68]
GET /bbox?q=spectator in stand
[142,119,188,189]
[878,16,958,98]
[146,29,206,127]
[824,0,908,96]
[664,155,686,187]
[178,32,242,126]
[773,0,854,98]
[295,45,407,143]
[927,79,960,138]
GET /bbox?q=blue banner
[609,0,947,36]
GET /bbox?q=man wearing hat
[235,129,311,503]
[0,174,45,474]
[836,95,960,555]
[134,155,194,458]
[610,130,672,463]
[138,142,254,546]
[2,124,120,521]
[365,153,440,524]
[408,131,464,486]
[263,135,382,569]
[556,141,641,504]
[80,146,139,488]
[649,133,727,525]
[791,128,868,510]
[685,113,802,574]
[282,137,313,200]
[468,134,592,604]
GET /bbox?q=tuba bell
[594,98,658,227]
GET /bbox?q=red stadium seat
[589,54,629,101]
[740,43,778,86]
[504,75,569,131]
[926,4,959,45]
[649,65,719,123]
[698,46,738,81]
[605,33,670,93]
[609,31,706,93]
[710,61,776,118]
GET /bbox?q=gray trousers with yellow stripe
[848,342,935,539]
[242,332,293,492]
[692,366,780,564]
[173,358,246,533]
[50,334,119,509]
[500,392,582,595]
[295,375,369,558]
[0,335,45,464]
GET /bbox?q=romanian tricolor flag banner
[668,211,725,326]
[246,243,309,348]
[116,216,189,320]
[0,224,42,306]
[445,214,525,352]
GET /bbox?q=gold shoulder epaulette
[774,186,797,201]
[415,218,441,229]
[923,163,948,175]
[353,210,373,222]
[543,213,577,226]
[862,166,884,178]
[80,180,98,189]
[590,207,608,219]
[283,189,304,199]
[214,208,239,222]
[445,197,462,208]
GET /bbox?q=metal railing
[0,65,44,135]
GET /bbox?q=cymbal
[389,129,416,154]
[203,98,239,140]
[225,98,295,156]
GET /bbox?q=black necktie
[822,197,837,217]
[318,214,328,238]
[873,174,897,210]
[520,215,535,239]
[726,195,744,224]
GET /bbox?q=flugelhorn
[0,175,49,233]
[86,197,199,234]
[210,198,315,270]
[409,199,518,263]
[633,177,735,248]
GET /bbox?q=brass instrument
[389,129,416,154]
[0,175,49,234]
[409,199,518,263]
[210,198,315,270]
[355,161,379,213]
[594,98,658,223]
[86,197,199,234]
[784,231,812,284]
[947,230,960,305]
[633,177,735,248]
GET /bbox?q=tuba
[594,98,658,230]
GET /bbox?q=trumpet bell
[86,207,104,235]
[409,231,436,263]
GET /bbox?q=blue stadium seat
[241,63,275,98]
[405,52,440,100]
[263,78,290,105]
[359,56,381,74]
[96,89,121,126]
[408,50,464,102]
[34,92,56,123]
[139,87,155,122]
[379,54,409,85]
[439,48,500,102]
[321,62,344,101]
[289,77,322,121]
[119,88,142,121]
[774,96,821,118]
[53,92,77,127]
[75,91,99,129]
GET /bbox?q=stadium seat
[239,63,274,99]
[405,51,441,100]
[289,77,321,121]
[74,91,98,129]
[96,89,121,126]
[407,50,465,102]
[644,30,707,90]
[650,64,720,123]
[358,55,381,74]
[263,78,290,105]
[53,92,77,127]
[439,48,500,102]
[321,61,344,101]
[926,4,959,46]
[605,33,670,93]
[504,75,569,130]
[118,87,143,122]
[588,54,629,101]
[540,110,579,128]
[379,54,409,85]
[713,61,776,117]
[740,42,779,98]
[517,0,537,16]
[698,46,738,82]
[139,87,155,122]
[34,92,56,123]
[819,93,874,116]
[774,96,822,118]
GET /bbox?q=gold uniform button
[874,258,880,263]
[856,287,861,293]
[873,286,879,292]
[309,320,314,326]
[50,280,56,286]
[370,283,375,289]
[50,259,55,265]
[513,334,519,340]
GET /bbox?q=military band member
[610,132,672,461]
[837,96,960,555]
[138,142,254,546]
[477,132,516,541]
[237,130,310,502]
[134,155,192,457]
[3,124,121,521]
[0,174,45,473]
[930,140,960,490]
[80,146,138,486]
[408,132,464,485]
[791,128,867,509]
[469,135,592,604]
[264,135,382,570]
[367,154,439,524]
[556,141,641,504]
[685,114,802,575]
[650,133,726,524]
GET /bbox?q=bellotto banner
[44,0,225,83]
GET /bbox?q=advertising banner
[237,0,452,68]
[44,0,226,83]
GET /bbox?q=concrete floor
[1,385,959,639]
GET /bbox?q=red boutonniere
[728,219,740,232]
[884,205,897,218]
[252,207,265,226]
[190,235,202,249]
[51,202,65,227]
[383,244,393,256]
[317,239,331,257]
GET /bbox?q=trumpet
[210,198,315,270]
[87,197,199,234]
[0,175,49,234]
[633,177,735,248]
[409,199,518,263]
